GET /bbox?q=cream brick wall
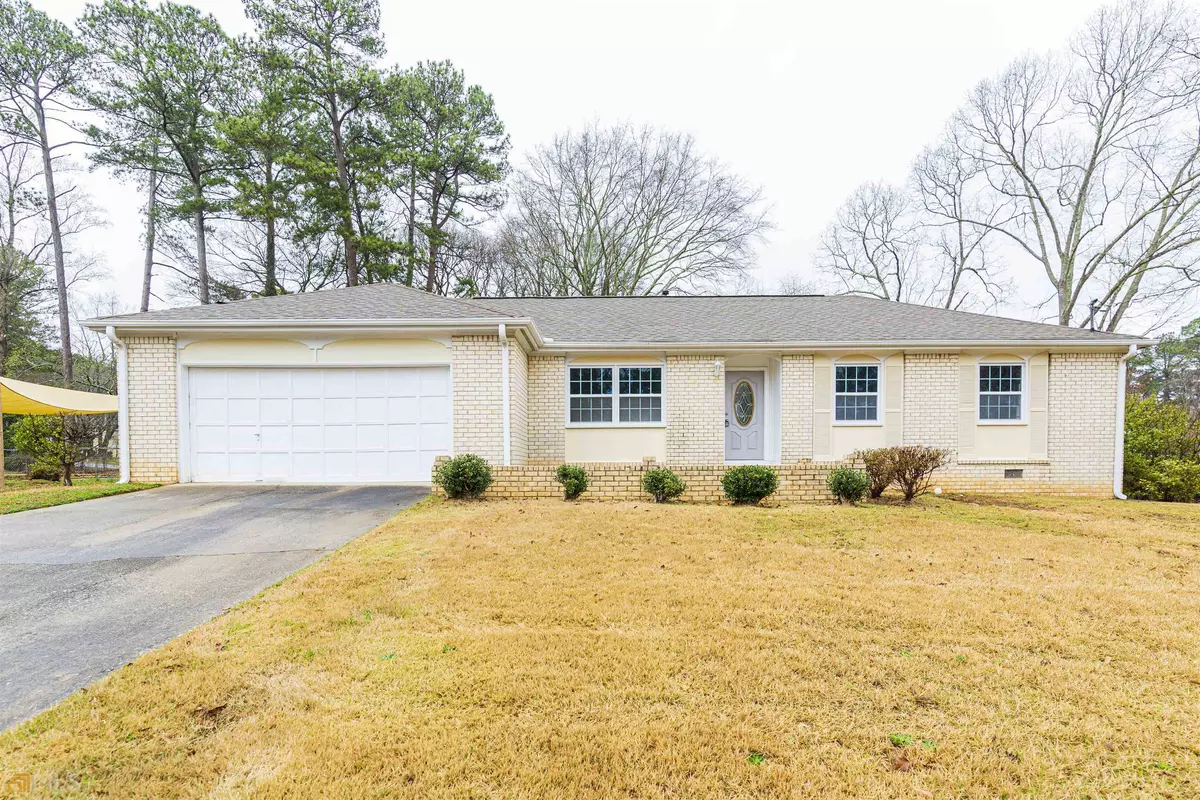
[665,355,725,463]
[451,335,504,464]
[780,354,814,462]
[528,354,566,463]
[509,341,529,465]
[126,336,178,483]
[1048,352,1119,490]
[903,353,958,450]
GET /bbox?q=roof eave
[83,316,546,347]
[538,338,1153,352]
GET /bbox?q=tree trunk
[425,194,439,293]
[328,99,358,286]
[405,167,417,287]
[264,159,277,296]
[34,99,72,385]
[192,181,209,304]
[265,214,277,296]
[141,165,157,312]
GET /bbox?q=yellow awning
[0,376,118,415]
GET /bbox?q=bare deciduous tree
[944,0,1200,330]
[501,122,771,296]
[814,182,927,303]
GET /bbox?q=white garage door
[188,367,450,483]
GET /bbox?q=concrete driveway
[0,484,425,731]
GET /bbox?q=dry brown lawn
[2,495,1199,798]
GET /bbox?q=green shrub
[826,466,869,504]
[857,448,896,498]
[554,464,589,500]
[721,465,778,505]
[27,461,63,482]
[642,467,686,503]
[433,454,493,499]
[1125,397,1200,502]
[888,446,949,502]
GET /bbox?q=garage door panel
[356,371,387,395]
[228,452,260,479]
[227,372,259,397]
[324,372,355,397]
[192,370,226,398]
[325,452,355,477]
[292,424,323,450]
[190,367,449,483]
[389,423,417,450]
[323,424,354,450]
[292,371,323,396]
[420,423,450,451]
[419,396,449,423]
[228,398,259,425]
[194,398,227,425]
[260,398,290,424]
[356,397,386,423]
[293,398,322,424]
[323,397,354,423]
[420,367,448,394]
[260,425,291,450]
[293,452,324,479]
[261,452,292,479]
[258,371,291,397]
[388,370,420,396]
[228,426,260,451]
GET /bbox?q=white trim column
[499,324,511,466]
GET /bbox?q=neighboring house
[84,284,1148,498]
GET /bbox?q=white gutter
[499,323,511,466]
[1112,343,1138,500]
[104,325,131,484]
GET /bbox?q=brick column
[1048,353,1119,490]
[903,353,958,452]
[451,335,505,464]
[126,337,178,483]
[780,354,814,462]
[527,355,565,463]
[665,355,724,463]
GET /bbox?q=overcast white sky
[34,0,1143,323]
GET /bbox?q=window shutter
[884,356,903,446]
[958,359,976,457]
[813,358,832,458]
[1029,353,1049,458]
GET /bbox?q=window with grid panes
[834,364,879,422]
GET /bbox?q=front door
[725,370,764,461]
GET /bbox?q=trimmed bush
[433,454,493,499]
[27,461,63,482]
[857,448,896,498]
[554,464,589,500]
[721,465,778,505]
[888,446,950,502]
[642,467,686,503]
[827,466,869,504]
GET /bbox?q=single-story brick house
[84,284,1149,499]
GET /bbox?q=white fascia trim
[81,316,545,344]
[541,339,1153,352]
[104,326,131,484]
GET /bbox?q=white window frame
[564,361,666,428]
[977,359,1027,425]
[832,358,883,427]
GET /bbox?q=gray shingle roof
[89,282,513,323]
[87,284,1145,345]
[481,295,1143,345]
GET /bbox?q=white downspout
[499,323,511,466]
[1112,344,1137,500]
[105,325,131,484]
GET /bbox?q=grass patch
[0,476,157,514]
[1,496,1198,797]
